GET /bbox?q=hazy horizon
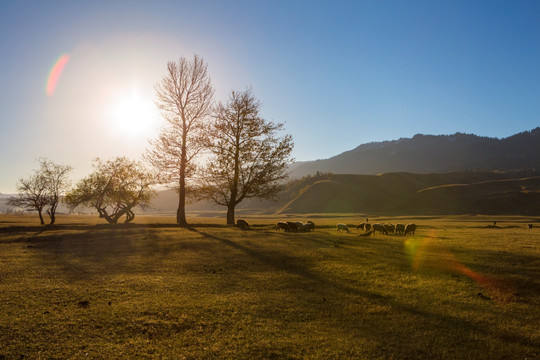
[1,1,539,193]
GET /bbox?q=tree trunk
[49,211,55,225]
[177,130,188,226]
[124,209,135,223]
[98,208,116,224]
[38,210,44,225]
[47,203,57,225]
[226,203,236,225]
[177,181,187,226]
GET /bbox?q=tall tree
[145,55,214,226]
[199,89,294,225]
[8,158,72,225]
[65,157,156,224]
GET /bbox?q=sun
[108,90,159,138]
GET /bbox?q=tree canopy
[8,158,71,225]
[65,157,156,224]
[199,89,294,225]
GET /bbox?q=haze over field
[1,1,539,193]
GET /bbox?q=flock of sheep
[337,222,416,236]
[270,220,417,236]
[238,219,534,233]
[275,221,315,232]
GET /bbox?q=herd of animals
[236,219,534,233]
[235,218,417,235]
[336,222,416,235]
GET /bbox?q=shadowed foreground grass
[0,215,539,359]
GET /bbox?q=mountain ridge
[289,128,540,178]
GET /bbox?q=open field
[0,214,539,359]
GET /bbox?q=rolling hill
[144,171,540,216]
[275,172,540,215]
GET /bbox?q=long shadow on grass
[188,228,540,350]
[5,225,538,352]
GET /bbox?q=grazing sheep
[276,222,289,231]
[295,221,305,231]
[287,221,299,232]
[395,223,405,235]
[384,223,395,234]
[337,223,350,233]
[372,223,388,235]
[357,223,365,230]
[364,223,371,232]
[236,219,250,230]
[528,224,533,230]
[404,223,417,235]
[302,221,315,232]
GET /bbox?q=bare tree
[65,157,156,224]
[8,158,72,225]
[145,55,214,226]
[199,89,294,225]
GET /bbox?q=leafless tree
[145,55,214,226]
[8,158,72,225]
[199,89,294,225]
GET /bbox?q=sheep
[286,221,299,232]
[528,224,533,230]
[336,223,350,233]
[357,223,365,230]
[236,219,250,230]
[395,223,405,235]
[276,222,289,231]
[364,223,372,232]
[404,223,417,235]
[372,223,387,235]
[302,221,315,232]
[384,223,395,234]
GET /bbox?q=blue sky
[1,1,539,193]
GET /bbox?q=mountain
[289,128,540,178]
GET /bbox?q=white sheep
[336,223,349,233]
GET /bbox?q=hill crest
[289,128,540,178]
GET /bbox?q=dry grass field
[0,214,539,359]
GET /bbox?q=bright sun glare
[108,90,159,138]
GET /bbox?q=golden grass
[0,214,538,359]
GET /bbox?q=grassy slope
[277,173,540,215]
[401,176,540,215]
[0,214,539,359]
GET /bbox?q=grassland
[0,214,539,359]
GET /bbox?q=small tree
[65,157,156,224]
[199,89,294,225]
[8,158,72,225]
[145,55,214,226]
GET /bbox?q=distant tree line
[9,55,294,226]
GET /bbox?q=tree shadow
[187,228,540,351]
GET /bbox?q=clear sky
[1,0,539,193]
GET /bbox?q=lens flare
[46,54,70,96]
[405,231,514,301]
